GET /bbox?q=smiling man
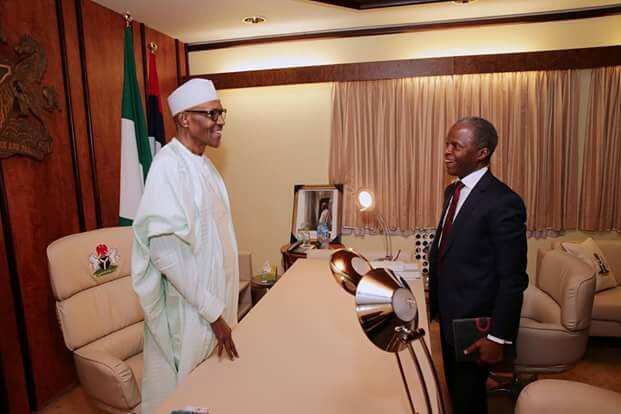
[428,117,528,414]
[131,79,240,413]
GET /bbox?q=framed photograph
[290,184,343,244]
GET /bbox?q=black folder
[452,317,516,365]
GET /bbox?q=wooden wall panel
[60,0,97,231]
[81,0,145,227]
[144,27,179,140]
[0,191,29,414]
[0,0,82,407]
[176,40,188,84]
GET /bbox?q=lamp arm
[406,342,433,414]
[376,214,393,260]
[396,326,446,414]
[396,352,417,414]
[416,338,446,414]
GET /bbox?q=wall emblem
[0,32,59,160]
[89,244,120,278]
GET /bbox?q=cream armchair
[47,227,143,413]
[491,249,596,397]
[515,249,596,373]
[48,227,254,413]
[551,239,621,337]
[516,379,621,414]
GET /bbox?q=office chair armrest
[74,347,140,410]
[521,285,561,324]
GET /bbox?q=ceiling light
[243,16,266,24]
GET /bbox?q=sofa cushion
[592,287,621,322]
[561,238,617,292]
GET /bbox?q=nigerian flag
[119,26,152,226]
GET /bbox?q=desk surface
[157,259,438,414]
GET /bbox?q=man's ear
[477,147,490,163]
[176,112,190,128]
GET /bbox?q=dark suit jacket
[429,171,528,344]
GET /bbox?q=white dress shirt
[440,166,488,231]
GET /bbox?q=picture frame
[290,184,343,244]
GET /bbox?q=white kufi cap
[167,78,219,116]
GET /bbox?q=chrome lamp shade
[329,248,372,295]
[355,268,418,353]
[329,248,445,414]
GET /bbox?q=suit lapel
[440,171,494,259]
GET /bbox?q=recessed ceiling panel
[311,0,449,10]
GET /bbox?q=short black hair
[456,116,498,164]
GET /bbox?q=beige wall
[205,83,333,275]
[198,16,621,277]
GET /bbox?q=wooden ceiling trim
[190,45,621,89]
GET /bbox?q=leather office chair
[48,227,255,412]
[48,227,143,413]
[515,379,621,414]
[491,249,596,397]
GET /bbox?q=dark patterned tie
[438,181,464,257]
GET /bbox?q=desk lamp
[357,189,393,260]
[329,248,445,414]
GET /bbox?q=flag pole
[124,12,133,27]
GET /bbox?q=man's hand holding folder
[464,337,504,365]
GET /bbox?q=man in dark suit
[428,117,528,414]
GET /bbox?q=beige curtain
[330,77,453,233]
[330,70,580,233]
[579,66,621,231]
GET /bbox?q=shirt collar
[459,166,488,190]
[172,137,205,162]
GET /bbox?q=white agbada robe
[131,138,239,413]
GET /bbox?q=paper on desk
[170,407,211,414]
[369,260,421,280]
[306,249,333,260]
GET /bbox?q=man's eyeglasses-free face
[185,108,227,122]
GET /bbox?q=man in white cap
[131,78,239,413]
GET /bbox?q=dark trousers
[441,330,490,414]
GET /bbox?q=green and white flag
[119,26,152,226]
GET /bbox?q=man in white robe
[131,78,239,414]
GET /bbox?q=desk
[157,259,439,414]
